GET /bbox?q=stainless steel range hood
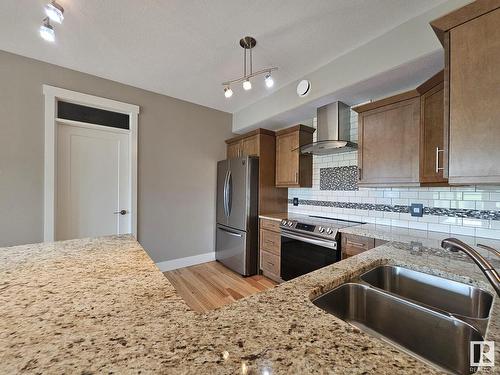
[299,101,357,155]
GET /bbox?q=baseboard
[155,252,216,272]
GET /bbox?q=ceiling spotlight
[243,79,252,91]
[39,18,55,42]
[265,72,274,88]
[224,86,233,98]
[45,1,64,24]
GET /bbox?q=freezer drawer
[216,224,256,276]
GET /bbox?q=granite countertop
[1,235,498,374]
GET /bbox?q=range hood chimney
[299,101,357,155]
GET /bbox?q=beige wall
[0,50,232,263]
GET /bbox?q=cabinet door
[241,135,259,157]
[276,132,299,186]
[358,97,420,186]
[227,141,241,159]
[448,8,500,184]
[420,82,446,184]
[341,234,375,260]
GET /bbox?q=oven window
[280,236,338,281]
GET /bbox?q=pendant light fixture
[222,36,277,98]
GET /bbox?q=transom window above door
[57,101,130,130]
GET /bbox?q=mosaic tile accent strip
[320,166,358,191]
[287,199,500,220]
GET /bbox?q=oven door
[280,230,339,281]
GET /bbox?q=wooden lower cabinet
[341,233,389,259]
[341,233,375,259]
[259,218,282,282]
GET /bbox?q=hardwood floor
[164,261,277,312]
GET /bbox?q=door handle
[114,210,128,215]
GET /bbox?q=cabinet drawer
[260,218,281,233]
[260,250,280,276]
[260,229,280,255]
[341,234,375,259]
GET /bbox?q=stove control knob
[281,219,287,226]
[318,226,325,233]
[326,228,334,235]
[287,221,294,227]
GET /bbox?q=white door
[56,122,131,241]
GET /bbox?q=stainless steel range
[279,215,363,281]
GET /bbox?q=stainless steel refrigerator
[216,156,259,276]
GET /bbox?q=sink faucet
[441,238,500,296]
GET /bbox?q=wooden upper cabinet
[431,2,500,184]
[353,71,446,187]
[419,72,446,184]
[275,125,314,188]
[227,141,241,159]
[241,135,259,157]
[355,93,421,186]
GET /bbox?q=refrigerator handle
[218,226,243,237]
[223,170,229,217]
[227,171,232,216]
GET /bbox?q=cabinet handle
[435,147,444,173]
[358,168,362,181]
[347,240,367,249]
[295,171,298,183]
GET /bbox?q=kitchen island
[1,235,498,374]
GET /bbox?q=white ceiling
[0,0,446,113]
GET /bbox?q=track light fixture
[39,17,55,42]
[222,36,278,98]
[45,1,64,24]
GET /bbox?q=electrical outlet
[410,203,424,217]
[293,197,299,206]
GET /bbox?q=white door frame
[43,85,140,242]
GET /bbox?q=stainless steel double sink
[312,265,494,374]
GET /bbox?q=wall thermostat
[296,80,311,97]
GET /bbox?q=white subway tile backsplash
[384,191,400,198]
[418,191,440,200]
[451,226,475,236]
[475,228,500,240]
[408,221,428,231]
[428,223,450,233]
[462,218,491,228]
[476,201,500,210]
[439,192,463,200]
[450,200,476,209]
[463,192,490,201]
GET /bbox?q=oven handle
[281,230,337,250]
